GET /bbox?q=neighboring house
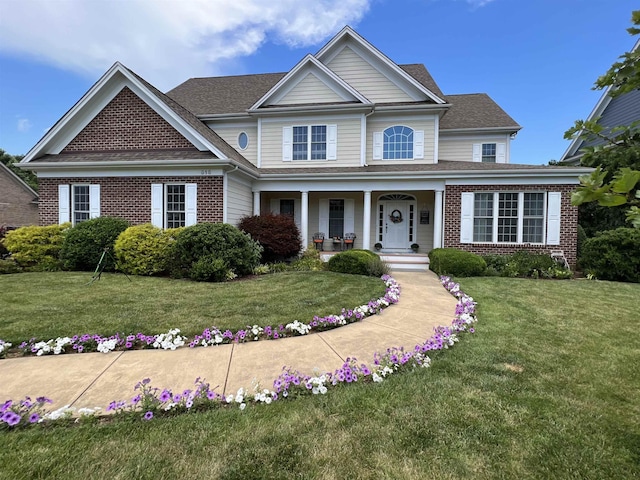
[20,26,590,266]
[0,161,38,227]
[561,40,640,165]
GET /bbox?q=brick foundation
[39,176,223,226]
[444,184,578,267]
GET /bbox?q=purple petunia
[143,411,153,421]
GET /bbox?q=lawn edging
[1,276,477,429]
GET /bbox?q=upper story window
[383,126,413,159]
[482,143,496,163]
[373,126,424,160]
[283,125,337,161]
[237,132,249,150]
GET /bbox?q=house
[561,40,640,165]
[0,161,38,227]
[19,26,590,267]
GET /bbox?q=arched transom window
[383,126,414,159]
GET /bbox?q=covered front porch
[251,182,445,256]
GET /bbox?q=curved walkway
[0,271,457,410]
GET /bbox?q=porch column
[362,190,372,250]
[252,191,260,215]
[301,190,309,249]
[433,190,444,249]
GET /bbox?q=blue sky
[0,0,637,164]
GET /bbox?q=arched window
[383,126,413,159]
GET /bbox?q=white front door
[383,201,409,250]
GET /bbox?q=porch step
[319,252,430,272]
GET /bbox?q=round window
[238,132,249,150]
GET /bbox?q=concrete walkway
[0,271,457,410]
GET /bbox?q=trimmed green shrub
[170,223,262,278]
[366,256,390,277]
[60,217,129,271]
[2,223,70,270]
[580,227,640,283]
[190,255,231,282]
[238,214,302,263]
[482,251,570,279]
[114,224,182,276]
[327,249,385,276]
[428,248,486,277]
[0,259,21,274]
[290,245,325,271]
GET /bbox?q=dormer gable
[249,54,371,111]
[316,26,445,104]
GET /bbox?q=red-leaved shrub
[238,214,302,263]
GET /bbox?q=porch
[319,251,431,271]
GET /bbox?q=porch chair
[312,232,325,251]
[343,233,356,250]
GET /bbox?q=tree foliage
[0,149,37,192]
[565,10,640,229]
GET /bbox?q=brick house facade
[0,163,38,228]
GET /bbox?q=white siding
[206,123,258,166]
[326,46,413,103]
[275,73,344,105]
[226,175,253,226]
[261,116,361,168]
[366,115,436,165]
[439,134,511,163]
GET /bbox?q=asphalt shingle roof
[439,93,520,130]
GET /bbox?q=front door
[383,201,409,250]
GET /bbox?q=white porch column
[433,190,444,249]
[362,190,372,250]
[252,191,260,215]
[301,190,309,248]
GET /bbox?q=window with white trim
[482,143,496,163]
[285,125,336,161]
[280,199,295,217]
[58,184,100,225]
[373,126,424,160]
[73,185,91,225]
[329,199,345,238]
[319,198,354,240]
[463,192,556,244]
[151,183,197,228]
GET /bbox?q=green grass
[1,278,639,479]
[0,271,387,344]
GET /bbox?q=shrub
[2,223,70,270]
[114,224,182,276]
[580,227,640,283]
[238,214,302,263]
[577,224,587,261]
[365,256,390,277]
[189,255,231,282]
[290,245,325,271]
[0,226,10,259]
[327,249,383,276]
[428,248,486,277]
[481,250,560,278]
[0,259,21,274]
[170,223,262,278]
[60,217,129,271]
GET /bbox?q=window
[280,199,295,217]
[482,143,496,163]
[283,125,330,160]
[329,199,344,238]
[473,193,493,242]
[151,183,197,228]
[58,184,99,225]
[464,191,554,244]
[383,126,413,159]
[523,193,545,243]
[238,132,249,150]
[166,185,186,228]
[73,185,90,225]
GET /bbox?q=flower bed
[0,275,400,358]
[1,276,477,429]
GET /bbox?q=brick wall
[444,184,578,267]
[0,171,38,227]
[39,176,223,226]
[62,87,195,152]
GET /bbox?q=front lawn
[1,278,638,479]
[0,271,387,344]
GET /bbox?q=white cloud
[16,118,32,132]
[466,0,496,7]
[0,0,370,90]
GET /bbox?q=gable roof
[439,93,521,131]
[0,162,38,198]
